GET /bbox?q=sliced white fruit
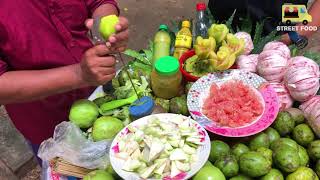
[154,160,167,175]
[139,164,157,179]
[179,140,185,148]
[141,146,150,163]
[186,137,204,145]
[169,140,180,148]
[149,138,165,161]
[175,160,191,172]
[170,161,181,178]
[133,130,144,142]
[118,140,126,152]
[115,152,130,161]
[165,142,173,151]
[182,144,196,155]
[122,159,141,172]
[170,149,188,161]
[131,148,141,160]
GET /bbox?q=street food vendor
[0,0,129,160]
[208,0,320,45]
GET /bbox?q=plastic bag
[38,121,112,170]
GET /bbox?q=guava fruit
[293,124,315,146]
[209,140,230,163]
[270,138,298,151]
[83,170,114,180]
[273,112,295,136]
[273,147,300,173]
[69,99,99,128]
[256,147,273,164]
[260,169,284,180]
[264,127,280,144]
[239,151,271,177]
[308,140,320,160]
[232,143,250,160]
[298,145,309,167]
[99,15,119,40]
[192,165,226,180]
[92,116,124,141]
[249,132,270,150]
[214,154,239,177]
[286,167,319,180]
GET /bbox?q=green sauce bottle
[152,24,171,66]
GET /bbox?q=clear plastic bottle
[173,20,192,60]
[152,24,171,66]
[194,3,210,40]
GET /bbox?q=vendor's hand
[85,16,129,53]
[79,45,116,86]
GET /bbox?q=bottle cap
[196,2,206,11]
[182,20,191,28]
[155,56,180,76]
[159,24,168,31]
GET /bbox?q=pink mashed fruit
[202,80,264,128]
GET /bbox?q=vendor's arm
[0,45,115,104]
[85,0,129,52]
[281,0,320,44]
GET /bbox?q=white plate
[109,113,211,180]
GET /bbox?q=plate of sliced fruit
[187,69,279,137]
[109,113,211,180]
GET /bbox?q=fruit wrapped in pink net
[289,56,320,77]
[236,54,259,73]
[300,96,320,137]
[234,32,254,55]
[269,82,293,111]
[284,65,320,102]
[263,41,291,60]
[257,50,289,82]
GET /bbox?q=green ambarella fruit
[308,140,320,160]
[192,165,226,180]
[293,124,315,146]
[92,116,124,141]
[229,174,253,180]
[316,160,320,177]
[99,15,119,40]
[264,127,280,144]
[249,133,270,150]
[273,147,300,173]
[83,170,114,180]
[232,143,250,160]
[285,108,305,124]
[270,138,298,151]
[214,154,239,177]
[298,145,309,167]
[209,140,230,163]
[208,24,229,44]
[286,167,319,180]
[260,169,284,180]
[273,112,295,136]
[256,147,273,164]
[69,99,99,128]
[239,151,272,177]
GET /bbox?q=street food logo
[277,4,317,32]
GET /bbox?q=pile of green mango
[193,108,320,180]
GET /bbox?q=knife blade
[90,17,140,98]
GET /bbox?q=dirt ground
[16,0,320,179]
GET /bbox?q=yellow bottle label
[175,35,192,48]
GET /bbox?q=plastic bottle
[173,20,192,60]
[151,56,182,99]
[194,2,210,40]
[152,24,171,66]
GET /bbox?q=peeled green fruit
[249,133,270,150]
[260,169,284,180]
[264,127,280,144]
[298,145,309,167]
[293,124,315,146]
[273,112,295,136]
[69,99,99,128]
[214,154,239,177]
[83,170,114,180]
[256,147,273,164]
[239,151,272,177]
[99,15,119,40]
[209,140,230,162]
[232,143,250,160]
[273,147,300,173]
[285,108,305,124]
[92,116,124,141]
[308,140,320,160]
[286,167,319,180]
[192,165,226,180]
[270,138,298,151]
[229,174,252,180]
